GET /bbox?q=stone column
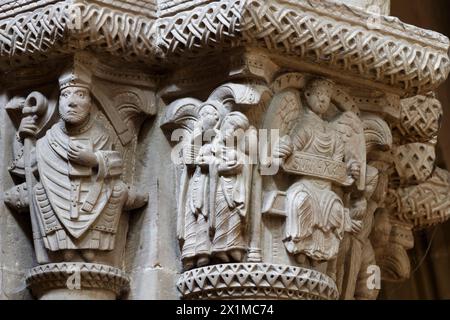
[0,0,449,300]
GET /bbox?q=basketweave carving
[1,0,449,96]
[387,168,450,229]
[396,95,443,144]
[393,143,436,185]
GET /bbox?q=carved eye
[61,91,69,98]
[77,91,85,98]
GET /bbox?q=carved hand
[350,219,363,234]
[68,141,98,167]
[218,159,243,174]
[273,135,293,160]
[18,115,38,140]
[196,144,215,168]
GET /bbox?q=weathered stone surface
[0,0,449,301]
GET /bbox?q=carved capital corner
[374,93,450,283]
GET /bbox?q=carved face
[304,82,333,115]
[221,120,237,140]
[59,86,92,125]
[221,112,249,141]
[198,104,220,131]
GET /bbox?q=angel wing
[361,113,392,153]
[265,73,307,138]
[161,98,202,134]
[160,98,203,241]
[263,89,304,147]
[332,111,367,190]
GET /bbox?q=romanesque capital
[1,0,450,301]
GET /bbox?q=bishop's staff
[20,92,50,264]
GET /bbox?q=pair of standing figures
[178,104,253,270]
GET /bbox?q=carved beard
[59,105,90,125]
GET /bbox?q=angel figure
[274,78,363,269]
[206,111,253,263]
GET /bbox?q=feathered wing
[161,98,202,241]
[332,111,367,190]
[263,89,304,150]
[361,113,393,153]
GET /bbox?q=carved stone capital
[1,0,450,302]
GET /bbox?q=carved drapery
[2,52,155,299]
[1,0,450,300]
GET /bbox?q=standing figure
[208,112,252,263]
[180,103,222,269]
[7,69,147,263]
[274,78,362,269]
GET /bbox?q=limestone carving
[374,93,449,283]
[5,70,147,261]
[1,1,449,96]
[268,77,364,277]
[396,95,442,144]
[26,262,130,299]
[337,114,393,300]
[393,143,436,185]
[162,83,258,270]
[3,57,153,298]
[2,0,450,302]
[387,168,450,229]
[208,111,254,264]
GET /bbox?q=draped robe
[284,110,347,261]
[32,120,127,251]
[211,144,249,255]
